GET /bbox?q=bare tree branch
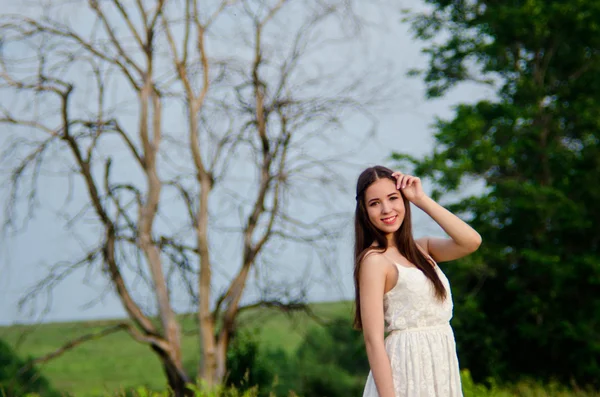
[0,0,396,391]
[19,321,170,374]
[111,0,145,49]
[237,299,327,326]
[0,16,140,88]
[87,0,143,76]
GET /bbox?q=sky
[0,0,495,326]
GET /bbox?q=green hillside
[0,301,353,396]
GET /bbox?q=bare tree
[0,0,391,393]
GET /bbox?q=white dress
[362,262,463,397]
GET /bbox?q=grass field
[3,300,600,397]
[0,301,353,396]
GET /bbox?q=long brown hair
[353,166,447,330]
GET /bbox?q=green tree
[399,0,600,387]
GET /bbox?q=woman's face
[364,177,405,235]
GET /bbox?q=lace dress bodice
[384,263,453,333]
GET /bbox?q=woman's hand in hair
[392,172,426,203]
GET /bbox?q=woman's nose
[381,200,392,213]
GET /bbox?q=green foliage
[185,382,260,397]
[225,316,368,397]
[106,373,600,397]
[226,330,268,390]
[0,338,62,397]
[461,370,600,397]
[292,317,367,397]
[401,0,600,387]
[110,382,262,397]
[225,329,293,397]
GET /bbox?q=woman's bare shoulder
[360,249,393,277]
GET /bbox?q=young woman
[355,166,481,397]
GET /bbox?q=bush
[113,383,261,397]
[224,317,368,397]
[226,330,272,390]
[226,329,296,397]
[0,338,62,397]
[461,370,600,397]
[293,317,367,397]
[107,368,600,397]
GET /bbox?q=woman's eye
[390,196,398,200]
[369,202,378,207]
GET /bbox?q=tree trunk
[154,346,193,397]
[197,172,216,386]
[215,329,230,384]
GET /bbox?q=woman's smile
[381,215,398,225]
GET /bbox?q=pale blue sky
[0,0,494,326]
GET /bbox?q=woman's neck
[386,232,396,246]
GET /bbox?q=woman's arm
[359,254,396,397]
[394,172,482,262]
